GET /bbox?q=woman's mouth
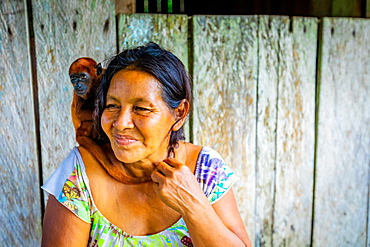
[114,134,138,146]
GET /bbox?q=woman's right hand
[151,158,210,215]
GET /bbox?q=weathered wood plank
[192,15,258,243]
[117,14,190,138]
[32,0,116,191]
[118,14,188,67]
[255,15,282,247]
[313,17,370,246]
[0,1,42,245]
[273,17,317,246]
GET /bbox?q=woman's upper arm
[212,188,252,247]
[42,195,90,247]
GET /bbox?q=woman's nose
[113,108,134,130]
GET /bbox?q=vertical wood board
[192,15,258,242]
[313,17,370,246]
[118,14,190,138]
[255,15,282,247]
[273,17,317,247]
[118,14,188,67]
[32,0,116,190]
[0,1,42,245]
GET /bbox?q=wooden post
[255,16,281,247]
[313,17,370,246]
[192,15,259,244]
[256,16,318,246]
[0,1,42,245]
[273,16,317,246]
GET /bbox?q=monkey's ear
[96,63,103,76]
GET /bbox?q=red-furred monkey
[69,57,149,184]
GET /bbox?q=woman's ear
[172,99,190,131]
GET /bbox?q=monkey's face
[70,72,91,99]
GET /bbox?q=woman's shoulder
[196,145,225,169]
[179,142,225,167]
[191,145,239,204]
[42,147,83,193]
[198,146,224,159]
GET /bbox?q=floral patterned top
[42,146,239,247]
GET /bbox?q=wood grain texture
[117,14,190,138]
[192,15,258,242]
[256,15,282,247]
[313,17,370,246]
[32,0,116,190]
[273,17,317,246]
[0,1,42,245]
[118,14,188,67]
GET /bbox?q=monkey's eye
[80,75,87,80]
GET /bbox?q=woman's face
[101,69,176,164]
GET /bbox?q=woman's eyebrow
[106,95,154,106]
[106,95,119,101]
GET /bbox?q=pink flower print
[181,236,193,247]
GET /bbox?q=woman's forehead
[108,70,163,102]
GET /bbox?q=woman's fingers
[162,158,183,169]
[152,158,182,181]
[156,161,175,177]
[151,168,166,183]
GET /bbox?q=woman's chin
[112,150,139,164]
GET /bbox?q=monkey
[69,57,102,139]
[69,57,151,184]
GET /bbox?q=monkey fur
[69,57,150,184]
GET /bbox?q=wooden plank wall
[0,5,369,246]
[0,1,42,246]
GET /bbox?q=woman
[42,43,251,246]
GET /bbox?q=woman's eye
[105,104,119,110]
[134,106,151,112]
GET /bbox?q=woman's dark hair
[93,42,193,149]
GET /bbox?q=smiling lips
[114,134,138,146]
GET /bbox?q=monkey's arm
[76,135,147,184]
[71,94,81,131]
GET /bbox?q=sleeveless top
[42,146,239,247]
